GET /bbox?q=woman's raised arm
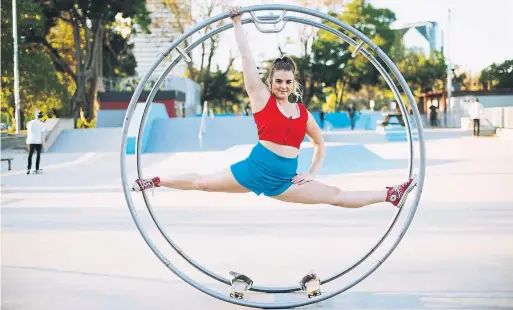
[231,8,270,111]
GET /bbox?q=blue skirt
[230,143,298,197]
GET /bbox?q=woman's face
[271,70,294,100]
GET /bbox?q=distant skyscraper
[394,21,442,56]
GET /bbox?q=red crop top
[253,95,308,149]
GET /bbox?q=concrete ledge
[43,118,74,152]
[0,133,27,150]
[0,118,74,152]
[497,128,513,140]
[322,130,388,144]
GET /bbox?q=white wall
[446,94,513,128]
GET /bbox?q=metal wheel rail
[120,4,426,309]
[133,15,415,293]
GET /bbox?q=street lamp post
[446,8,453,128]
[12,0,21,134]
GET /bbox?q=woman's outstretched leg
[131,168,250,194]
[274,176,417,208]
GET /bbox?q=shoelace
[393,186,402,196]
[393,180,410,196]
[139,179,156,196]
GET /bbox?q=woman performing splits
[131,8,417,209]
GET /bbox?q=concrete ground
[1,129,513,309]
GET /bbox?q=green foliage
[202,66,246,113]
[394,49,447,96]
[1,0,71,130]
[479,59,513,90]
[1,0,149,129]
[309,0,397,111]
[76,112,96,128]
[23,0,150,124]
[103,32,138,78]
[43,0,151,33]
[450,65,468,91]
[162,1,235,114]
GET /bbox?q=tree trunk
[299,70,307,103]
[84,75,98,121]
[201,35,218,104]
[72,12,83,127]
[367,86,373,106]
[308,79,315,106]
[72,93,81,126]
[71,16,104,127]
[336,79,348,111]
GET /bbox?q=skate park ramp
[47,113,468,164]
[41,113,458,180]
[48,128,122,153]
[47,116,259,154]
[49,103,169,154]
[41,122,322,154]
[125,103,169,154]
[145,116,258,153]
[47,108,426,154]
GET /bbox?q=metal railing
[100,76,185,93]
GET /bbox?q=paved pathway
[2,132,512,309]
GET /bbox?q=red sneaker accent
[132,177,161,192]
[386,175,418,208]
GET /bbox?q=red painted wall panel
[100,100,176,117]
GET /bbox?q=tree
[22,0,151,127]
[202,63,246,113]
[1,0,71,131]
[310,0,396,110]
[285,0,337,108]
[395,49,447,97]
[162,0,237,112]
[451,65,469,91]
[480,59,513,90]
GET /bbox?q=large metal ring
[120,4,426,309]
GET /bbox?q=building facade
[129,0,189,78]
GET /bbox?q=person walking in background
[429,104,438,128]
[347,104,357,130]
[468,97,484,136]
[244,102,252,116]
[319,110,325,130]
[26,111,46,174]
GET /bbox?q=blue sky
[208,0,513,75]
